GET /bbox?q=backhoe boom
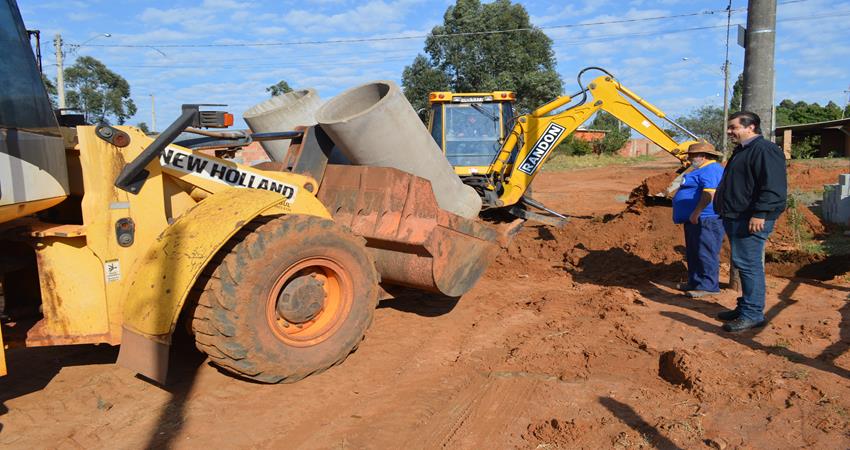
[490,73,698,207]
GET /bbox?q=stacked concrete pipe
[243,89,322,162]
[315,81,482,219]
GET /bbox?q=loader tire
[192,215,379,383]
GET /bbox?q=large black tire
[192,215,379,383]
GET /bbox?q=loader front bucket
[317,165,500,297]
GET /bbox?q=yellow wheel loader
[1,0,503,384]
[427,67,702,225]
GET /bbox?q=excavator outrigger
[428,67,701,225]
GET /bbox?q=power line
[69,0,814,50]
[98,10,850,71]
[76,7,747,49]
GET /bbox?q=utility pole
[150,94,157,133]
[741,0,777,141]
[54,33,65,109]
[721,0,733,158]
[843,86,850,119]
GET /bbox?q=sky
[19,0,850,132]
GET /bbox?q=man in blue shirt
[672,142,725,298]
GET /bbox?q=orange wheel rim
[266,257,353,347]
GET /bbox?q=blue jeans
[723,217,776,322]
[684,216,723,292]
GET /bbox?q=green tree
[589,111,629,155]
[266,80,293,97]
[136,122,151,134]
[64,56,136,124]
[41,73,57,107]
[402,0,562,114]
[671,105,726,151]
[554,135,593,156]
[775,99,844,126]
[402,55,450,119]
[729,73,743,112]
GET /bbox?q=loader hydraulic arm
[490,71,699,207]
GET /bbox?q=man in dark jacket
[714,111,787,332]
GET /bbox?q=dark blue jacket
[714,135,787,220]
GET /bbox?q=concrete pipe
[243,89,322,162]
[315,81,482,219]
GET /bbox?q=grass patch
[786,192,816,251]
[792,157,850,169]
[544,154,657,171]
[772,338,791,349]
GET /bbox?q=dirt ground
[2,158,849,449]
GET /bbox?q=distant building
[775,118,850,158]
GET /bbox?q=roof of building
[775,117,850,132]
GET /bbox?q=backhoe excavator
[427,67,701,225]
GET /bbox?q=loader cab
[427,91,515,176]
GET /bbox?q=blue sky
[20,0,850,131]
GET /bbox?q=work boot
[676,282,694,292]
[686,290,718,298]
[722,317,766,332]
[716,309,740,321]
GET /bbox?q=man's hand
[749,217,765,233]
[689,211,700,224]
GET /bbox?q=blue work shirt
[673,160,724,224]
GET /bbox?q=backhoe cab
[427,91,516,176]
[428,67,700,226]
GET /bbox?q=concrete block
[823,174,850,224]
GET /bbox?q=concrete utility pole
[741,0,777,140]
[54,33,65,109]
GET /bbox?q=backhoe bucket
[317,165,500,297]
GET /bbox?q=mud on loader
[1,1,503,384]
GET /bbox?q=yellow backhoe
[427,67,701,224]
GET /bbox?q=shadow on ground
[569,247,850,381]
[377,287,459,317]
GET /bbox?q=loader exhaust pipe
[315,81,482,219]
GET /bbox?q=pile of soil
[787,162,849,191]
[497,169,837,283]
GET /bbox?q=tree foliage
[554,135,593,156]
[671,105,726,151]
[729,72,743,112]
[64,56,136,124]
[589,111,629,155]
[402,0,562,115]
[402,55,450,120]
[136,122,151,134]
[41,74,57,107]
[266,80,293,97]
[775,99,846,126]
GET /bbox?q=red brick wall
[617,138,664,157]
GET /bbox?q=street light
[70,32,112,52]
[56,32,111,109]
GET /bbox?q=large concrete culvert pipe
[315,81,482,219]
[243,89,322,162]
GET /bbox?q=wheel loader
[0,0,507,384]
[427,67,702,225]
